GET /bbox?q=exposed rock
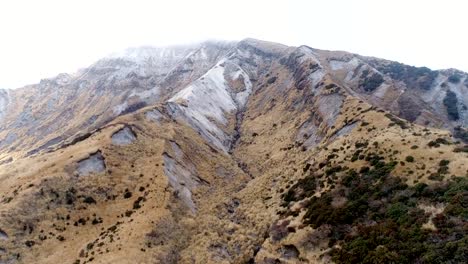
[0,157,13,166]
[329,121,358,141]
[111,127,136,145]
[0,228,8,240]
[77,151,106,176]
[0,38,467,264]
[145,109,163,124]
[280,244,300,259]
[163,153,197,212]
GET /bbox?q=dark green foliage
[439,160,450,167]
[325,166,342,176]
[359,166,370,173]
[325,83,338,90]
[123,190,132,199]
[83,196,96,204]
[281,154,468,264]
[438,165,449,174]
[331,176,468,263]
[454,126,468,143]
[428,173,444,181]
[133,197,144,209]
[267,76,277,84]
[428,137,450,148]
[351,150,363,162]
[25,240,35,247]
[385,113,409,129]
[405,156,415,162]
[65,188,77,205]
[372,61,437,90]
[454,145,468,153]
[282,175,317,205]
[355,141,369,149]
[342,169,358,187]
[448,74,461,84]
[443,90,459,120]
[360,72,384,92]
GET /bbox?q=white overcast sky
[0,0,467,89]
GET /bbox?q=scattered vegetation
[372,62,437,90]
[123,189,132,199]
[360,70,384,92]
[280,150,467,264]
[448,74,461,84]
[267,76,277,84]
[453,145,468,153]
[385,113,409,129]
[83,196,96,204]
[443,90,459,120]
[428,138,450,148]
[454,126,468,142]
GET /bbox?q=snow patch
[168,61,250,151]
[107,46,187,64]
[111,127,136,145]
[171,62,237,123]
[77,152,106,176]
[129,86,160,100]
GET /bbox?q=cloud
[0,0,467,88]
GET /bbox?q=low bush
[443,90,459,121]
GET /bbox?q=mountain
[0,39,467,263]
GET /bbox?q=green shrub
[448,74,461,84]
[453,145,468,153]
[454,126,468,143]
[373,61,437,90]
[405,156,415,162]
[439,160,450,166]
[123,190,132,199]
[267,76,277,84]
[385,113,409,129]
[360,71,384,92]
[83,196,96,204]
[443,90,459,120]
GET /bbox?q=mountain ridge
[0,38,467,263]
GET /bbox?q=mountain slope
[0,39,467,264]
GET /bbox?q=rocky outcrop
[111,126,136,145]
[77,151,106,176]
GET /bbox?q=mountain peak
[0,38,467,264]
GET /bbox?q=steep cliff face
[0,39,467,264]
[316,51,468,129]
